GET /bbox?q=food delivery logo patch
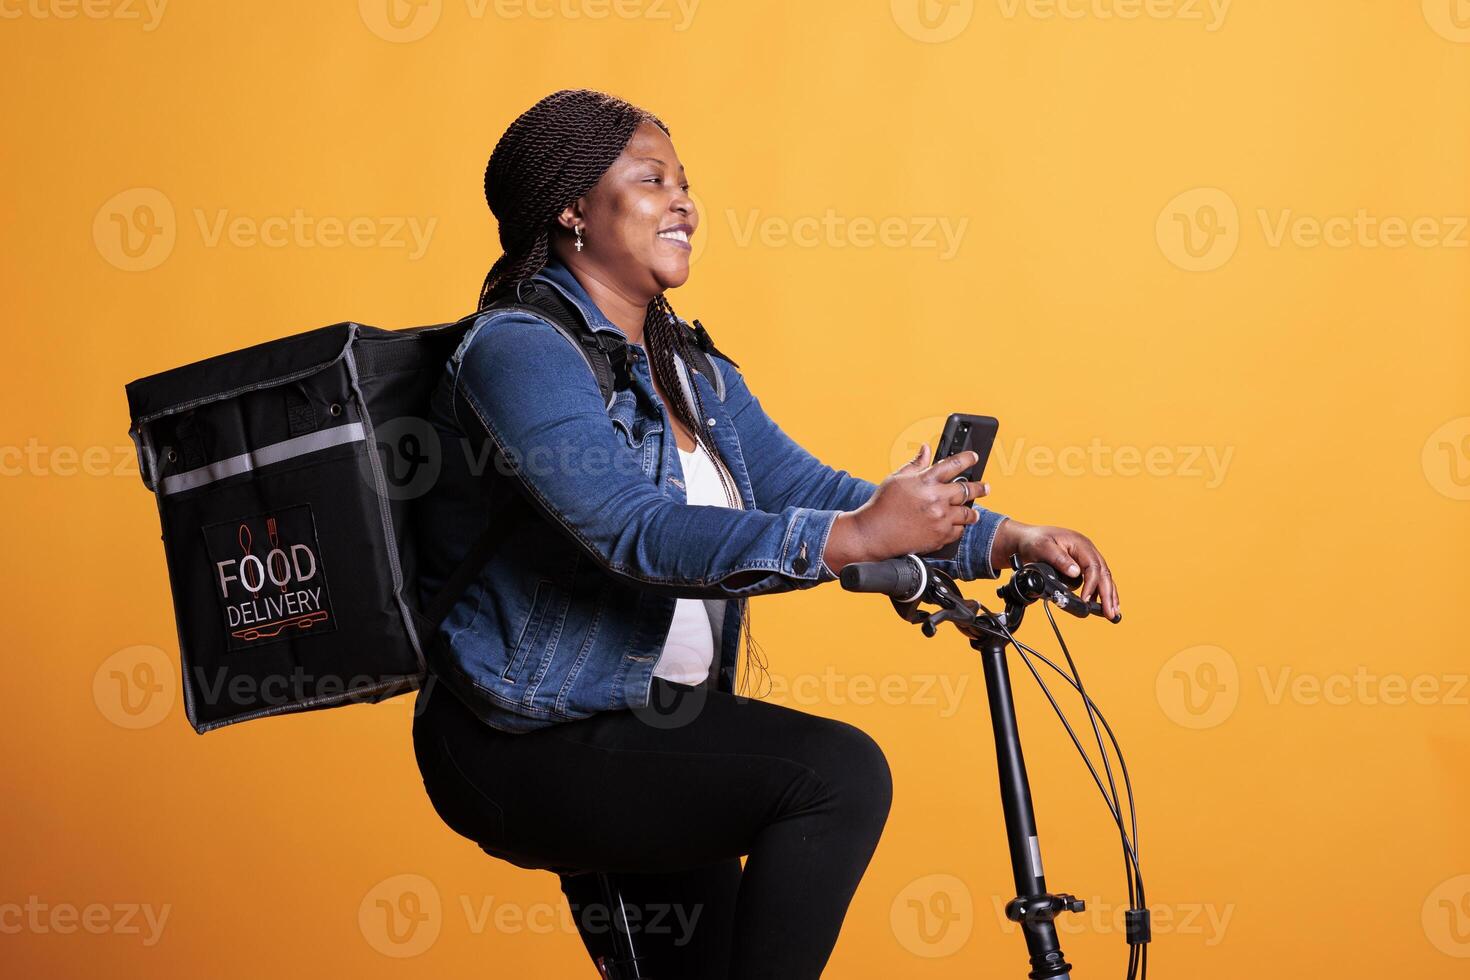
[203,504,337,650]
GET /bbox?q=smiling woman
[409,87,1106,980]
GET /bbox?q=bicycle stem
[975,623,1082,980]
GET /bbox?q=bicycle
[840,554,1151,979]
[593,554,1151,979]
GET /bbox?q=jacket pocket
[502,579,555,682]
[607,388,662,448]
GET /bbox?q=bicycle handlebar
[839,555,1122,625]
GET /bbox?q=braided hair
[478,88,770,698]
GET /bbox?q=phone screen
[922,413,999,560]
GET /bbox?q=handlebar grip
[1085,600,1123,624]
[838,556,925,601]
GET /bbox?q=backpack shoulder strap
[674,316,738,402]
[483,280,630,407]
[422,279,629,633]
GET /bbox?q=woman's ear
[556,200,585,232]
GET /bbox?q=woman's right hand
[821,443,989,572]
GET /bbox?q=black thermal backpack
[124,281,731,733]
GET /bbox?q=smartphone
[922,413,999,560]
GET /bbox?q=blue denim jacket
[418,257,1009,732]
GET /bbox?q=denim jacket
[417,257,1009,733]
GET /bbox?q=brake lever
[919,600,980,636]
[1003,556,1122,624]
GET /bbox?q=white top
[653,439,742,685]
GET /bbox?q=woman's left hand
[990,519,1120,620]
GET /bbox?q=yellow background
[3,0,1469,976]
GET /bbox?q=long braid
[478,88,769,697]
[647,296,771,698]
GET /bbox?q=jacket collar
[530,257,633,341]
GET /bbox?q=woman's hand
[822,443,989,571]
[990,519,1120,620]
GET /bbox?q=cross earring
[574,225,584,252]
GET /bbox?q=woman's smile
[657,223,693,250]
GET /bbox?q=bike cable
[980,603,1150,980]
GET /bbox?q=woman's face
[558,120,698,297]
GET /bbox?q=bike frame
[888,567,1089,979]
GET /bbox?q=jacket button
[792,554,809,574]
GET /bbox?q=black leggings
[411,673,893,979]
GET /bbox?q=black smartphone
[922,413,999,560]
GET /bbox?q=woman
[412,88,1119,979]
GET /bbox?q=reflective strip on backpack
[159,422,367,496]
